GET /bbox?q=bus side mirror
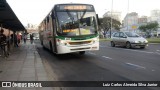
[96,14,100,26]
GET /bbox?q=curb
[149,43,160,45]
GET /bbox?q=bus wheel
[79,51,85,55]
[49,42,53,52]
[41,40,43,45]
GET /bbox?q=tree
[139,21,159,38]
[146,22,159,31]
[139,25,147,32]
[99,17,121,37]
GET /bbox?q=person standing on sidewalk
[23,34,27,44]
[17,33,21,46]
[0,29,7,56]
[30,34,34,44]
[11,33,18,47]
[0,29,7,46]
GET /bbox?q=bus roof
[39,3,95,26]
[54,3,93,6]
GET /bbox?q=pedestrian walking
[17,33,21,46]
[23,34,27,44]
[0,29,6,45]
[0,29,9,57]
[11,33,18,47]
[30,34,34,44]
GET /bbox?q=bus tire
[42,44,45,49]
[49,41,53,53]
[79,51,85,55]
[41,40,43,45]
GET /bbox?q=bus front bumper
[56,43,99,54]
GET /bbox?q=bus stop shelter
[0,0,25,31]
[0,0,26,52]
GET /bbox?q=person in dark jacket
[0,29,7,56]
[0,29,6,46]
[30,34,34,44]
[11,32,18,47]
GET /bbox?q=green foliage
[138,21,159,37]
[139,25,147,32]
[139,21,159,32]
[147,22,159,31]
[99,17,121,32]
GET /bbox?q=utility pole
[127,0,129,31]
[110,0,113,38]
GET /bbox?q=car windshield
[125,32,140,37]
[57,11,97,36]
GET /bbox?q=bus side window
[44,20,47,31]
[47,16,50,31]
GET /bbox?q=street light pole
[127,0,129,31]
[110,0,113,38]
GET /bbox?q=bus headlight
[145,40,148,43]
[60,40,67,45]
[57,39,67,45]
[92,38,99,43]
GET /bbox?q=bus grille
[68,41,92,45]
[70,47,91,51]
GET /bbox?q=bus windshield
[57,11,97,36]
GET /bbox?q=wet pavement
[0,41,54,90]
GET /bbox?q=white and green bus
[39,3,99,55]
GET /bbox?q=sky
[6,0,160,26]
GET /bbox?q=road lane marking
[100,45,155,54]
[122,49,154,54]
[151,70,155,71]
[112,47,160,55]
[100,45,107,47]
[88,52,96,55]
[102,56,112,60]
[101,45,155,54]
[155,52,160,55]
[112,47,154,54]
[125,63,146,69]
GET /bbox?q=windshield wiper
[80,10,87,20]
[66,9,74,23]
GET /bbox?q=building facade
[103,11,121,22]
[138,16,148,25]
[123,12,138,31]
[149,10,160,36]
[26,24,38,34]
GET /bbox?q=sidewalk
[0,41,54,90]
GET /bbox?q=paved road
[35,40,160,90]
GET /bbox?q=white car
[33,36,39,40]
[27,34,30,40]
[111,31,148,49]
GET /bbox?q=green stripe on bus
[55,34,98,40]
[55,36,65,40]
